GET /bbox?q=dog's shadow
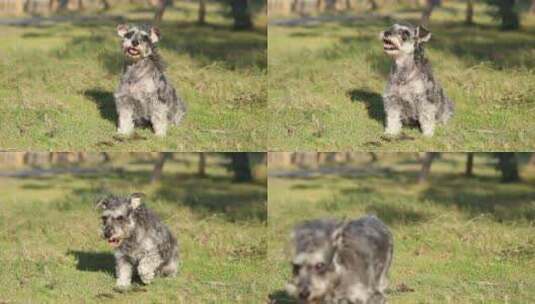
[67,250,115,275]
[347,89,385,123]
[83,89,118,123]
[268,290,297,304]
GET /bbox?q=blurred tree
[465,153,474,177]
[485,0,520,30]
[198,153,207,177]
[531,0,535,13]
[368,0,378,10]
[151,152,172,183]
[418,152,438,183]
[421,0,441,25]
[496,153,520,182]
[466,0,474,24]
[154,0,170,23]
[529,153,535,165]
[231,0,253,30]
[228,153,252,182]
[198,0,207,24]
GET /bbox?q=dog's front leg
[115,95,135,136]
[383,96,402,136]
[138,254,163,285]
[115,254,133,290]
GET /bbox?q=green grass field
[268,154,535,303]
[268,3,535,151]
[0,156,268,303]
[0,3,267,151]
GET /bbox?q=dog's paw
[113,285,131,293]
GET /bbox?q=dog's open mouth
[108,238,122,247]
[126,47,140,56]
[383,38,398,51]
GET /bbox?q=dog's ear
[117,24,129,38]
[331,224,344,249]
[416,25,431,43]
[95,197,109,210]
[129,193,145,209]
[149,27,160,44]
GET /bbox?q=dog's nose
[104,227,112,238]
[299,289,310,299]
[132,40,139,47]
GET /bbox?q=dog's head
[286,219,341,304]
[380,23,431,58]
[116,24,160,60]
[96,193,145,247]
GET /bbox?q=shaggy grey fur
[286,216,393,304]
[114,24,186,137]
[96,193,179,290]
[380,23,454,137]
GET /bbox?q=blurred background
[268,152,535,303]
[269,0,534,30]
[0,152,268,303]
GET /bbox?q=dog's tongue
[127,48,139,56]
[108,238,120,247]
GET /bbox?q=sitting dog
[380,23,454,137]
[114,24,186,136]
[286,216,393,304]
[96,193,179,290]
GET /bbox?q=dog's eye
[124,32,133,39]
[142,35,150,42]
[315,262,326,272]
[401,30,410,41]
[292,263,300,275]
[117,216,125,221]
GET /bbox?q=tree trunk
[465,153,474,177]
[231,0,253,30]
[531,0,535,14]
[501,0,519,30]
[100,0,110,10]
[529,153,535,165]
[230,153,252,182]
[151,153,172,183]
[497,153,520,183]
[198,0,206,25]
[421,0,440,25]
[369,152,378,163]
[368,0,378,10]
[465,0,474,25]
[418,152,438,183]
[198,153,206,177]
[154,0,168,23]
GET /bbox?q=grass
[268,153,535,303]
[268,3,535,151]
[0,2,267,151]
[0,155,268,303]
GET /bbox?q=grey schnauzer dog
[96,193,179,290]
[286,216,393,304]
[114,24,186,137]
[380,23,454,137]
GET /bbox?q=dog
[286,216,393,304]
[96,193,179,290]
[380,23,454,137]
[114,24,186,137]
